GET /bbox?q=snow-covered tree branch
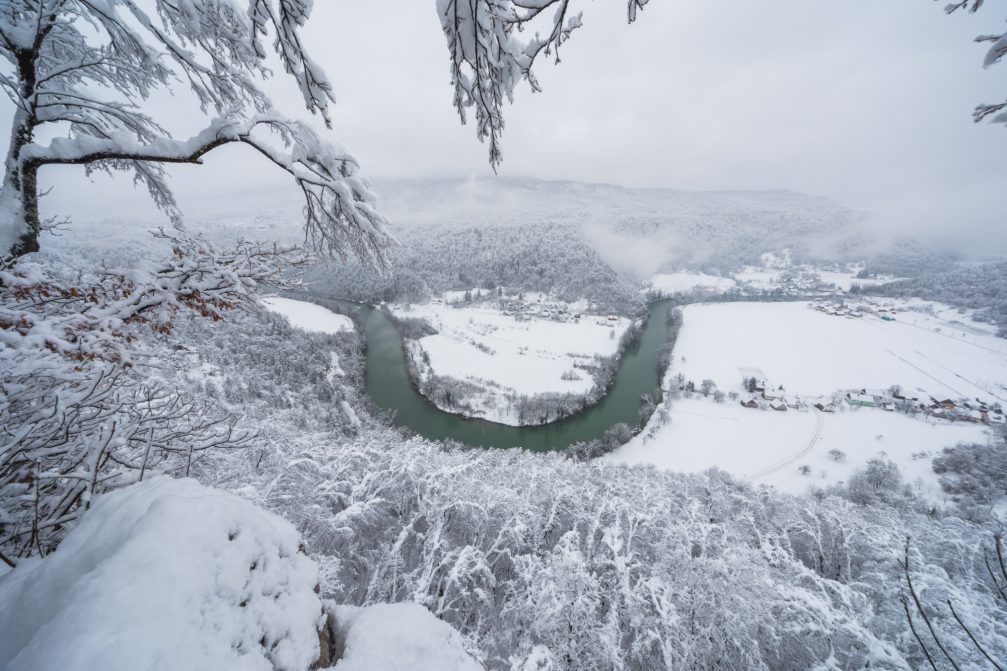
[942,2,1006,125]
[437,0,649,169]
[0,226,301,564]
[0,0,390,263]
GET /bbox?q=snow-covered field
[647,272,737,295]
[606,397,987,500]
[606,298,1003,500]
[392,302,631,425]
[671,300,1007,403]
[262,296,354,334]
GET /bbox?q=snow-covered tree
[0,0,390,263]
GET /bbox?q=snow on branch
[0,228,303,564]
[0,224,307,364]
[944,0,1007,125]
[18,112,391,261]
[437,0,648,169]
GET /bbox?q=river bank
[286,292,681,450]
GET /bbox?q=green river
[327,298,677,450]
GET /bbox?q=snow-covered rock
[0,477,483,671]
[330,603,482,671]
[0,477,324,671]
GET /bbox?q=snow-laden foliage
[232,429,1007,670]
[437,0,649,168]
[0,0,390,261]
[0,227,301,564]
[0,476,327,671]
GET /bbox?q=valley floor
[608,298,1003,500]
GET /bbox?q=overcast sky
[23,1,1007,252]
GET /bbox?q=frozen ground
[606,397,987,501]
[392,302,631,425]
[262,296,355,334]
[670,300,1007,403]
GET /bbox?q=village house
[769,399,788,412]
[847,392,875,408]
[739,397,759,409]
[763,386,785,401]
[814,402,837,413]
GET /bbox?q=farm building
[846,393,876,407]
[763,386,786,401]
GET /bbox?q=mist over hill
[47,177,951,310]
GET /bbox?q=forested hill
[72,177,927,311]
[302,221,644,314]
[376,177,870,275]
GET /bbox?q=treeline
[301,221,644,315]
[862,260,1007,335]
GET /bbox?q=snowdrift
[0,477,478,671]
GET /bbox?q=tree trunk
[1,49,40,262]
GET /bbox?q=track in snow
[747,412,824,481]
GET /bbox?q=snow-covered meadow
[607,298,1004,499]
[262,296,355,334]
[647,272,738,295]
[392,302,631,425]
[607,397,987,501]
[671,300,1007,402]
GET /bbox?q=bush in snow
[932,442,1007,507]
[840,458,912,507]
[0,229,300,564]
